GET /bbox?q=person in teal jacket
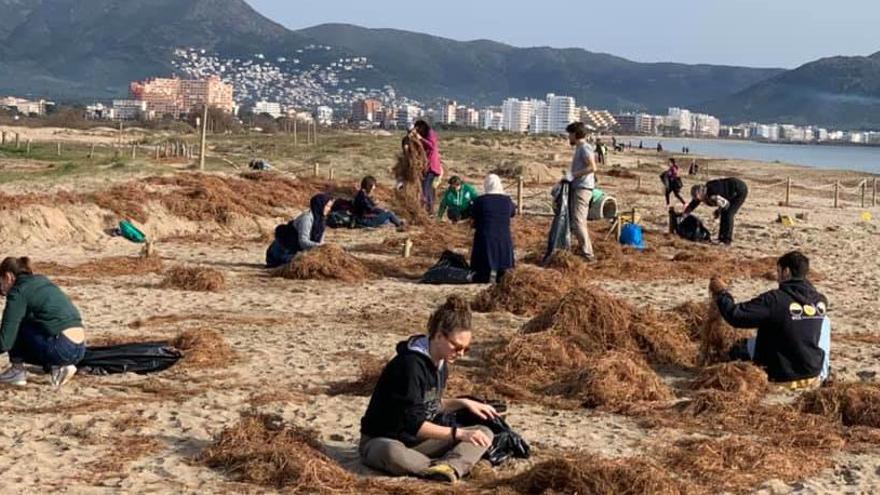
[0,257,86,388]
[437,176,479,223]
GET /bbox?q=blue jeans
[746,317,832,381]
[422,172,439,214]
[9,323,86,368]
[358,210,403,228]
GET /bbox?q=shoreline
[611,135,880,175]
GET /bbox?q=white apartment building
[455,106,479,127]
[478,109,497,130]
[667,107,692,134]
[112,99,150,120]
[546,94,577,133]
[315,106,334,125]
[692,113,721,137]
[439,100,457,125]
[253,101,283,119]
[529,100,549,134]
[501,98,534,133]
[397,105,422,128]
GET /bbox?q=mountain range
[0,0,876,128]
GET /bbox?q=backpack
[326,211,355,229]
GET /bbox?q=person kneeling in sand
[437,176,479,223]
[0,257,85,388]
[359,295,497,483]
[353,176,406,231]
[709,251,831,389]
[266,193,334,268]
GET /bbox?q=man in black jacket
[684,177,749,244]
[710,251,830,388]
[359,296,498,483]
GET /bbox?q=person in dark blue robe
[470,174,516,284]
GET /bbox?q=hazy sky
[247,0,879,69]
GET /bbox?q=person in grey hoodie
[265,194,334,268]
[359,295,497,484]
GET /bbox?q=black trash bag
[434,398,531,466]
[542,180,572,265]
[326,211,354,229]
[672,211,712,242]
[78,342,182,375]
[420,250,474,285]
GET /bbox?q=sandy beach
[0,128,878,494]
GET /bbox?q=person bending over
[353,176,406,230]
[684,177,748,245]
[710,251,831,389]
[266,193,334,268]
[437,176,479,223]
[0,257,85,388]
[359,296,497,484]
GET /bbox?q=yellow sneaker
[421,463,459,484]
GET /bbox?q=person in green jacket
[0,257,86,388]
[437,176,479,223]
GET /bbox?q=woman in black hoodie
[359,295,497,483]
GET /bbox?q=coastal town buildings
[253,101,283,119]
[0,97,51,115]
[351,98,382,122]
[129,76,234,118]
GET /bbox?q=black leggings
[665,187,686,206]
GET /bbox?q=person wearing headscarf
[470,174,516,284]
[266,193,334,268]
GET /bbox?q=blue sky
[247,0,880,69]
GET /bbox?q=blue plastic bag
[620,223,645,250]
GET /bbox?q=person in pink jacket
[413,120,443,214]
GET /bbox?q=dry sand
[0,138,878,493]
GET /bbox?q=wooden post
[631,207,637,225]
[636,175,642,191]
[861,180,867,208]
[25,140,31,155]
[199,104,208,171]
[329,168,335,181]
[155,145,160,160]
[834,181,840,208]
[293,119,298,146]
[403,237,413,258]
[1,131,5,145]
[118,122,123,145]
[785,177,792,206]
[131,144,137,159]
[314,122,318,146]
[873,178,877,207]
[313,162,319,177]
[89,143,95,159]
[15,133,20,149]
[517,176,524,216]
[56,142,61,156]
[306,120,311,145]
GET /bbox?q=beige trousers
[569,188,594,257]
